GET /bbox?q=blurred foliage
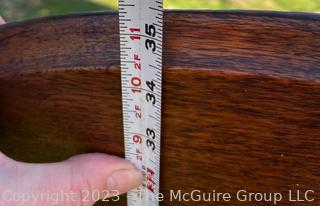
[1,0,320,22]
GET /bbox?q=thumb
[0,152,142,206]
[0,16,5,25]
[66,153,142,195]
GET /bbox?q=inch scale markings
[118,0,163,206]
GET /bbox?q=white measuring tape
[118,0,163,205]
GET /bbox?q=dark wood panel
[0,11,319,205]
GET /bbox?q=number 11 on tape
[118,0,163,206]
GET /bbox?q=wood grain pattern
[0,11,320,205]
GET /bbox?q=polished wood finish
[0,11,320,205]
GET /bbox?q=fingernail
[106,168,142,192]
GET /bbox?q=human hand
[0,152,142,206]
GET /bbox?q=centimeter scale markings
[118,0,163,206]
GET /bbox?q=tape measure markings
[119,0,163,206]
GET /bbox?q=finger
[0,152,142,206]
[66,153,142,195]
[0,16,5,25]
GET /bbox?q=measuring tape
[118,0,163,205]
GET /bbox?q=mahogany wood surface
[0,11,320,205]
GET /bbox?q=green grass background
[1,0,320,22]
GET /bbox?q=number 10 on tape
[118,0,163,206]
